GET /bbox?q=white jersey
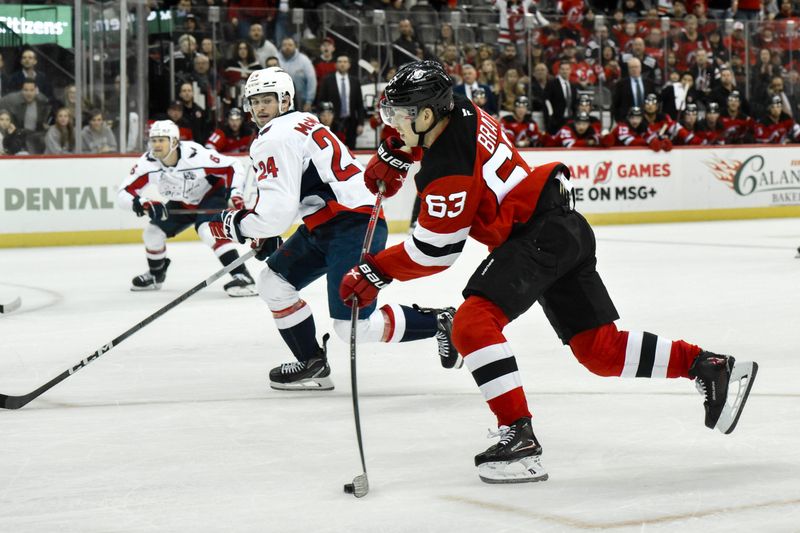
[238,111,377,239]
[118,141,245,209]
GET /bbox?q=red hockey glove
[339,254,392,308]
[600,134,615,147]
[208,209,247,244]
[364,136,412,198]
[133,198,169,221]
[648,138,662,151]
[230,194,246,210]
[661,138,673,152]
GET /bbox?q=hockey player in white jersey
[208,67,461,390]
[118,120,257,297]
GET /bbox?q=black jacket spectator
[317,57,365,150]
[612,75,656,122]
[544,70,579,134]
[8,49,53,99]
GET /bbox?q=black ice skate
[413,305,463,369]
[269,334,333,391]
[130,259,171,291]
[689,351,758,434]
[223,272,257,297]
[474,417,548,484]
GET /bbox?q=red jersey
[553,121,600,147]
[601,122,648,147]
[696,119,726,145]
[501,113,545,147]
[373,95,566,281]
[720,111,754,144]
[205,126,254,153]
[754,113,800,144]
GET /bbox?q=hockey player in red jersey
[500,96,546,148]
[720,91,754,144]
[553,111,600,147]
[697,102,726,144]
[340,60,758,484]
[600,106,650,147]
[754,95,800,144]
[205,108,255,154]
[676,103,704,145]
[576,94,602,136]
[207,67,460,391]
[642,93,676,151]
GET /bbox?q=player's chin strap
[411,107,445,148]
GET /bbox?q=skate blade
[130,283,162,291]
[270,376,334,391]
[716,361,758,435]
[225,285,258,297]
[441,354,464,370]
[478,456,549,484]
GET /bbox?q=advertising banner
[0,4,72,47]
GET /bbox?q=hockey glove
[364,136,412,198]
[132,198,169,221]
[339,254,392,309]
[208,209,247,244]
[252,236,283,261]
[230,194,246,210]
[600,134,615,147]
[648,138,662,152]
[661,138,673,152]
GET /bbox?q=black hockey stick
[167,208,227,215]
[0,248,257,410]
[343,187,384,499]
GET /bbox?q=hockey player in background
[720,91,754,144]
[601,106,650,147]
[500,96,546,148]
[340,60,758,484]
[204,107,254,154]
[642,93,675,151]
[552,111,600,147]
[754,95,800,144]
[207,67,460,391]
[676,103,703,145]
[696,102,725,145]
[576,94,602,136]
[118,120,257,296]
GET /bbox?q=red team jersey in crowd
[372,95,565,281]
[696,119,726,144]
[553,121,600,148]
[754,113,800,144]
[500,114,546,147]
[602,122,649,147]
[720,112,754,144]
[205,127,255,153]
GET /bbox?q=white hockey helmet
[149,119,180,142]
[243,67,295,113]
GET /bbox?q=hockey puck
[0,296,21,314]
[343,483,355,494]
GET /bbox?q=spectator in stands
[104,74,139,152]
[530,62,549,113]
[44,108,75,155]
[317,55,364,150]
[498,68,527,114]
[164,100,194,141]
[707,0,734,20]
[81,109,117,154]
[494,0,533,53]
[171,34,198,75]
[0,109,30,155]
[248,23,280,67]
[621,37,661,86]
[454,63,498,114]
[278,37,316,112]
[8,49,53,99]
[0,53,9,98]
[478,59,502,99]
[501,95,545,148]
[265,56,280,68]
[439,45,463,83]
[435,23,456,57]
[689,49,715,101]
[544,62,578,134]
[710,67,750,114]
[752,48,778,97]
[222,41,261,111]
[58,84,91,126]
[775,0,798,19]
[757,75,798,119]
[184,14,206,43]
[612,57,655,122]
[313,37,337,91]
[734,0,762,21]
[316,101,338,133]
[602,47,622,87]
[720,90,754,143]
[182,54,216,113]
[392,19,425,67]
[0,79,51,135]
[754,94,800,143]
[200,37,223,70]
[496,43,525,78]
[697,101,726,144]
[205,107,254,153]
[178,82,212,143]
[662,71,702,120]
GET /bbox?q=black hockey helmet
[381,60,454,144]
[707,102,721,114]
[575,111,592,123]
[769,94,782,107]
[228,107,243,119]
[628,106,643,117]
[684,103,698,114]
[514,95,530,108]
[728,90,741,101]
[578,93,592,105]
[319,101,335,113]
[644,93,659,104]
[472,87,487,98]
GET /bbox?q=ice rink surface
[1,218,799,533]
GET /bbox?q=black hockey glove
[208,209,247,244]
[132,197,169,221]
[252,236,283,261]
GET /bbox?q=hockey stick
[343,187,384,499]
[167,208,227,215]
[0,296,22,314]
[0,248,257,410]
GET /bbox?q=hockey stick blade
[716,361,758,435]
[0,296,21,314]
[0,249,257,409]
[344,473,369,498]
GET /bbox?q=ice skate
[689,351,758,434]
[413,305,463,369]
[223,272,257,297]
[130,259,170,291]
[474,417,548,484]
[269,334,333,391]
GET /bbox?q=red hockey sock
[569,322,702,378]
[453,296,531,426]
